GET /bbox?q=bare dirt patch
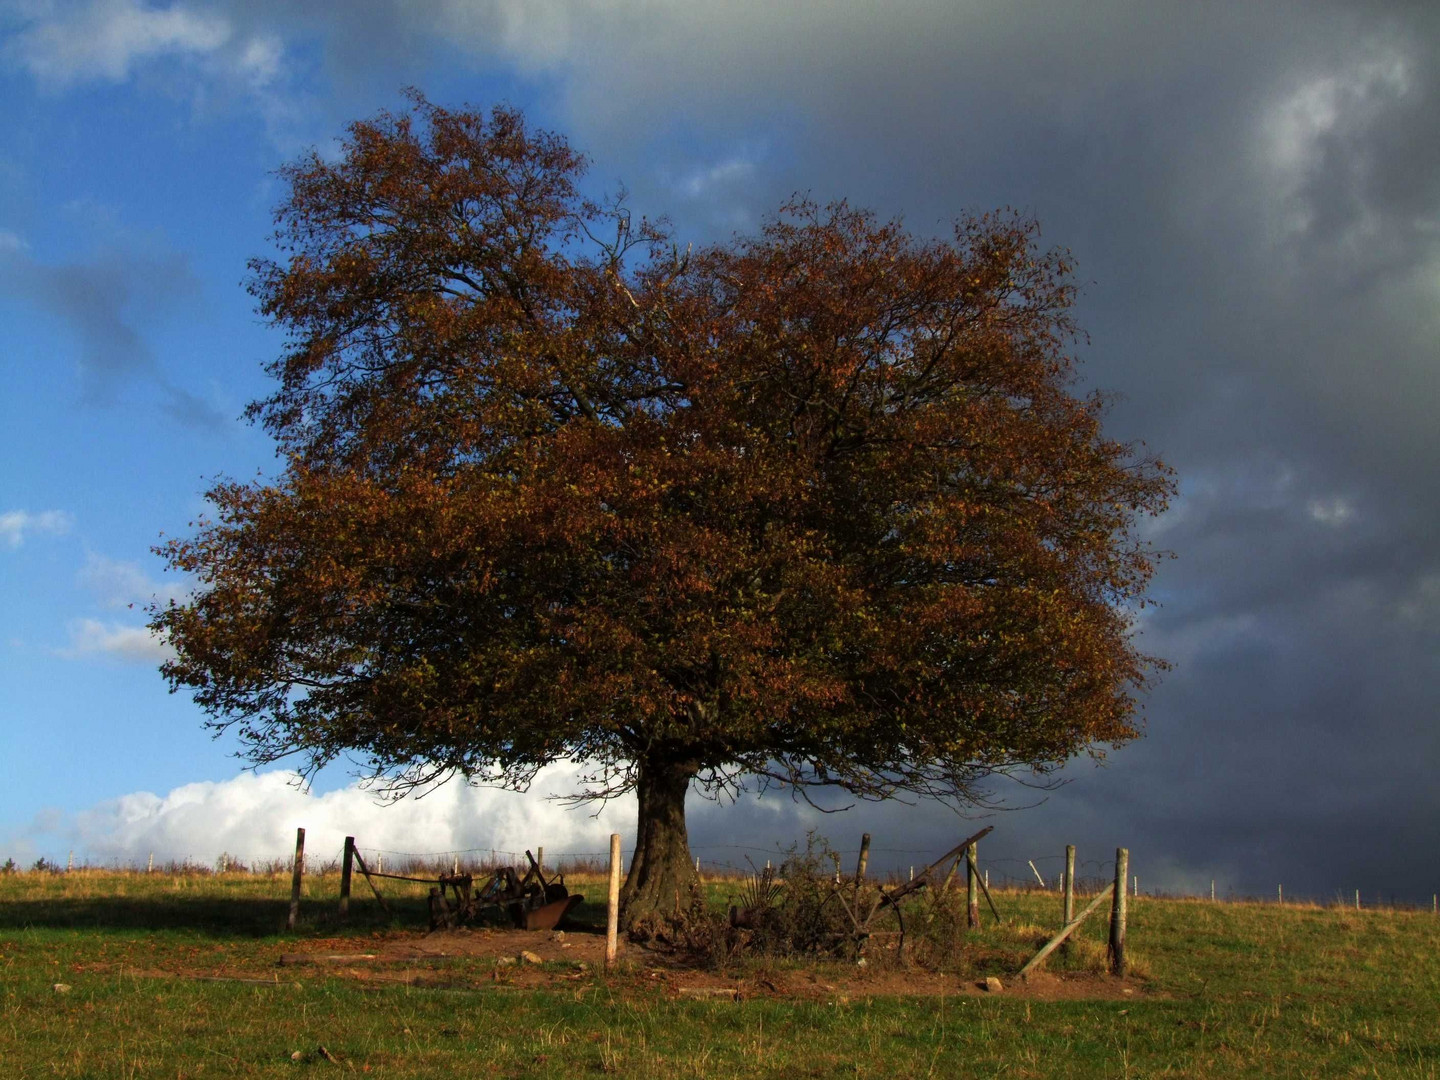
[253,925,1146,1002]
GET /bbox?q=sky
[1,0,1437,902]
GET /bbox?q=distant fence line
[6,842,1438,913]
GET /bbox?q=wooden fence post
[1063,845,1076,923]
[1062,844,1076,956]
[1019,882,1114,980]
[606,833,621,967]
[1109,847,1128,977]
[287,827,306,931]
[349,848,391,915]
[536,847,543,874]
[856,833,871,884]
[339,836,354,918]
[966,842,980,929]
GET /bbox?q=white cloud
[7,0,232,85]
[1397,572,1440,628]
[233,32,280,88]
[0,508,73,547]
[1307,496,1355,527]
[77,551,187,607]
[64,617,173,663]
[1258,39,1416,245]
[3,0,298,143]
[10,766,638,868]
[0,229,27,252]
[677,157,756,199]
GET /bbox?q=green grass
[3,870,1439,1077]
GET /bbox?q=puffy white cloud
[3,0,298,141]
[7,0,232,85]
[13,766,639,868]
[0,508,73,547]
[64,617,172,663]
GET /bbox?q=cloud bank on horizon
[1,0,1437,901]
[4,765,637,870]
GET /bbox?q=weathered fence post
[856,833,871,884]
[339,836,354,918]
[287,827,306,931]
[1109,847,1128,976]
[1063,846,1076,924]
[1018,881,1115,980]
[606,833,621,967]
[536,847,544,874]
[966,842,980,929]
[1062,844,1076,956]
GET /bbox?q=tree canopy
[153,94,1174,923]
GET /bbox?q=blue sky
[2,0,1438,898]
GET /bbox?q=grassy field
[3,867,1439,1078]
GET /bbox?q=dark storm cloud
[506,0,1440,900]
[16,0,1438,897]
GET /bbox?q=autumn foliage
[153,94,1174,923]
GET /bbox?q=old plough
[354,848,583,931]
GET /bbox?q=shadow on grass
[0,895,613,939]
[0,896,427,937]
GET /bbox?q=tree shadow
[0,895,427,938]
[0,894,611,939]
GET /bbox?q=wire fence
[10,840,1440,913]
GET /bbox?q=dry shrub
[634,834,985,972]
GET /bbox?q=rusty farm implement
[347,846,583,931]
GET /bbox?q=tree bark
[619,755,697,929]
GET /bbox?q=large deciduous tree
[154,94,1174,925]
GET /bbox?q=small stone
[983,976,1003,993]
[1122,988,1135,995]
[855,957,867,968]
[575,961,589,972]
[495,955,517,967]
[52,983,71,994]
[290,1051,304,1061]
[520,950,545,965]
[551,930,566,942]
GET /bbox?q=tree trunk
[619,755,697,929]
